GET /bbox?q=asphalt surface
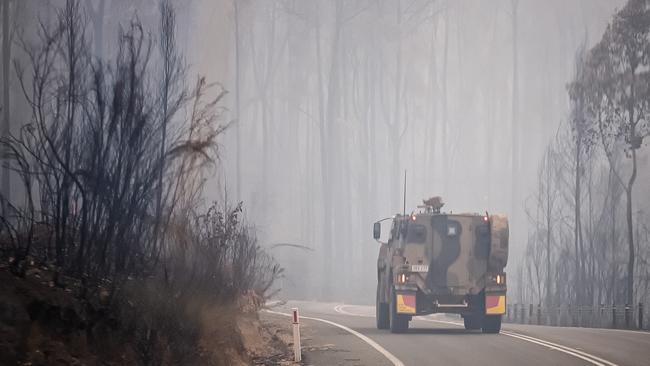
[267,300,650,366]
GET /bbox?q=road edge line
[501,331,609,366]
[334,304,375,318]
[500,331,618,366]
[264,309,405,366]
[417,317,618,366]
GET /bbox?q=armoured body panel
[375,204,508,319]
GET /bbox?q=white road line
[334,304,375,318]
[274,303,624,366]
[504,330,618,366]
[333,306,618,365]
[417,317,463,327]
[553,327,650,336]
[416,317,619,366]
[264,300,282,308]
[265,309,405,366]
[501,332,615,366]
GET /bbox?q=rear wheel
[463,315,482,330]
[389,287,409,333]
[376,284,389,329]
[482,315,502,333]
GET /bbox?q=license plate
[411,264,429,273]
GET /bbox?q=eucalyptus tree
[567,43,596,304]
[586,0,650,305]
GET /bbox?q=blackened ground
[0,260,293,366]
[0,262,138,365]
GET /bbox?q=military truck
[373,197,508,333]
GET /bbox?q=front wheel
[482,315,502,333]
[389,287,409,333]
[376,284,389,329]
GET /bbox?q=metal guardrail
[504,303,647,330]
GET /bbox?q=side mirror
[373,222,381,240]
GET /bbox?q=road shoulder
[261,311,394,366]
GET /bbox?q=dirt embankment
[0,263,136,365]
[0,262,294,365]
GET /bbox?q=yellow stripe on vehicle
[397,294,416,314]
[486,295,506,315]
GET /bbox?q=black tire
[482,315,502,333]
[376,285,389,329]
[389,287,409,333]
[463,315,482,330]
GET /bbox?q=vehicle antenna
[403,170,407,217]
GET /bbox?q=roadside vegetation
[523,0,650,315]
[0,1,282,364]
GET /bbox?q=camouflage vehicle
[373,197,508,333]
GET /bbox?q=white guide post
[292,307,302,362]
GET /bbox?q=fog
[190,0,624,302]
[5,0,650,307]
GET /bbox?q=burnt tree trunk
[2,0,11,215]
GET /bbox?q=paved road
[268,301,650,366]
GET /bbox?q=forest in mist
[2,0,649,312]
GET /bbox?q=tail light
[397,273,409,284]
[495,273,506,285]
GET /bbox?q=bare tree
[509,0,519,227]
[2,0,225,283]
[567,42,595,304]
[233,0,242,202]
[87,0,105,58]
[2,0,13,217]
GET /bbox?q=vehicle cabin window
[407,224,427,243]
